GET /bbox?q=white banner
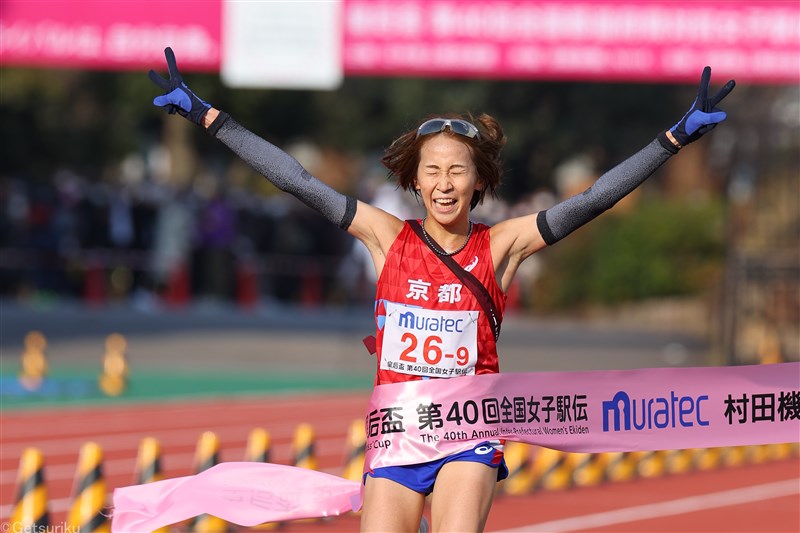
[222,0,343,90]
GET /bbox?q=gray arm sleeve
[209,112,357,230]
[536,134,679,245]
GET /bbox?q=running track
[2,393,798,532]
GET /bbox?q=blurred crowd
[1,168,347,308]
[1,148,567,311]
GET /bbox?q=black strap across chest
[407,220,501,341]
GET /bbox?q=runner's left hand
[669,66,735,147]
[148,47,212,125]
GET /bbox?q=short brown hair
[381,112,507,210]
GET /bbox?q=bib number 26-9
[381,302,478,378]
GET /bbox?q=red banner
[2,0,798,83]
[0,1,221,72]
[343,0,800,84]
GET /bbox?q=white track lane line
[490,478,800,533]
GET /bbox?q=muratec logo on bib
[398,311,465,333]
[602,390,709,432]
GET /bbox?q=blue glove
[669,66,735,147]
[148,47,211,125]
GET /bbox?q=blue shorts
[364,441,508,495]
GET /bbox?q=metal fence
[720,249,800,365]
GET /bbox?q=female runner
[149,48,734,532]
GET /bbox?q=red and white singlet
[373,221,506,385]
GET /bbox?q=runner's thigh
[361,475,426,533]
[429,461,497,532]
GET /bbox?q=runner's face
[414,135,482,228]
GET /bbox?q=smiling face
[414,135,483,231]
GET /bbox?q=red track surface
[2,393,798,532]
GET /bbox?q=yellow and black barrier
[604,451,638,483]
[746,443,771,464]
[571,452,607,487]
[693,446,722,471]
[293,423,318,471]
[99,333,129,397]
[342,419,366,483]
[10,422,798,523]
[135,437,163,484]
[633,450,666,478]
[189,431,228,532]
[19,331,48,390]
[663,448,694,475]
[245,428,280,530]
[66,441,109,533]
[11,447,49,530]
[502,442,536,494]
[532,447,572,491]
[245,428,272,463]
[719,446,748,468]
[764,442,795,462]
[293,423,322,524]
[134,437,170,533]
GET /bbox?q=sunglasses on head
[416,118,480,140]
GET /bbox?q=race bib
[381,302,479,378]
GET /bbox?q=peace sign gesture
[148,47,212,125]
[669,66,736,147]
